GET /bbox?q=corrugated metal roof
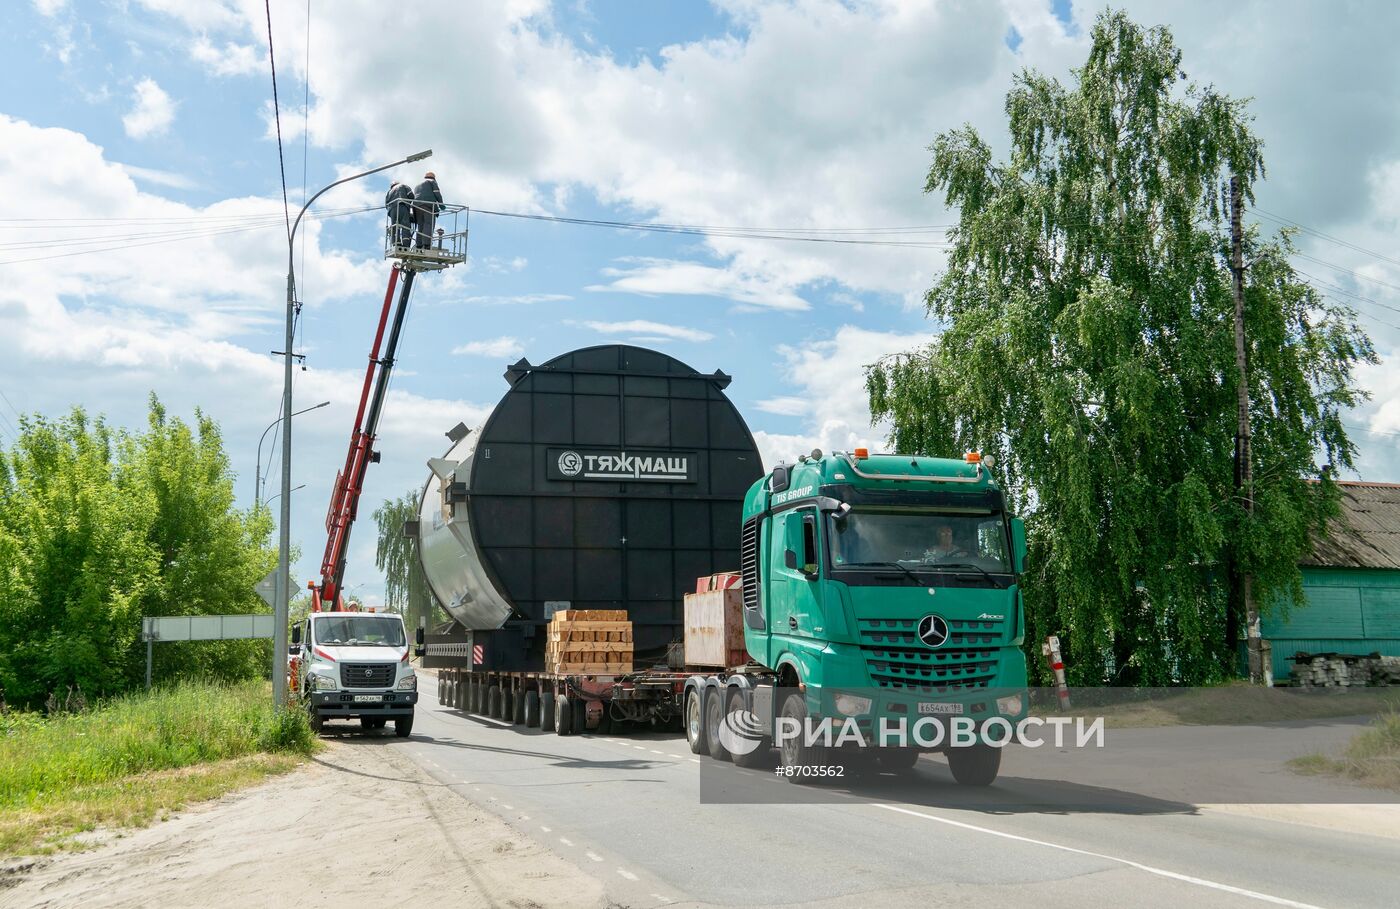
[1303,482,1400,570]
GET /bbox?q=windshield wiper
[862,561,922,583]
[931,562,999,583]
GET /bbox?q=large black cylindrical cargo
[415,345,763,670]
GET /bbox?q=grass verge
[0,681,317,855]
[1036,683,1400,728]
[1290,711,1400,792]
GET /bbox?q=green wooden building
[1263,481,1400,683]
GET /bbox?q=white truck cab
[295,611,423,736]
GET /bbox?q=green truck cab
[708,449,1029,784]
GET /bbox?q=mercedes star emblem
[917,614,950,648]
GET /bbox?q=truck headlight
[995,693,1024,716]
[833,693,872,716]
[313,674,337,691]
[396,674,417,690]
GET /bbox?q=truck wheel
[875,748,921,774]
[309,708,325,735]
[704,688,731,762]
[572,696,588,733]
[488,685,503,718]
[502,688,515,722]
[727,688,771,768]
[524,690,541,727]
[555,695,574,735]
[513,690,527,725]
[394,713,414,738]
[777,692,825,781]
[540,691,555,730]
[685,690,706,754]
[947,742,1001,787]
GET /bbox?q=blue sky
[4,0,1398,607]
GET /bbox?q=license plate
[918,702,963,715]
[353,694,382,703]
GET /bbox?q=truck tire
[540,691,555,730]
[947,742,1001,787]
[685,690,706,754]
[488,685,503,719]
[555,695,574,735]
[309,708,325,735]
[502,688,515,722]
[572,696,588,733]
[513,690,527,725]
[524,690,541,727]
[704,688,731,762]
[394,713,414,738]
[727,688,771,768]
[777,692,826,781]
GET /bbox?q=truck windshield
[314,616,405,647]
[828,509,1011,574]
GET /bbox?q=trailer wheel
[947,742,1001,787]
[502,688,515,722]
[513,689,527,725]
[488,685,503,719]
[704,688,731,762]
[777,692,826,782]
[540,691,555,730]
[524,690,541,727]
[727,688,771,768]
[554,694,575,735]
[467,679,480,712]
[572,696,588,733]
[685,690,706,754]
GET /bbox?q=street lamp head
[313,400,331,410]
[407,149,433,163]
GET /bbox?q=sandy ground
[0,738,608,909]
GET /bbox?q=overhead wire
[264,0,291,241]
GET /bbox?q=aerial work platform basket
[384,203,469,272]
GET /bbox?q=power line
[264,0,291,241]
[1345,422,1400,439]
[1255,208,1400,270]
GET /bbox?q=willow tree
[373,490,437,633]
[867,11,1374,685]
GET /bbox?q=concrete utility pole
[273,149,431,709]
[1231,175,1266,685]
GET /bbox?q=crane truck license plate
[918,702,963,715]
[353,694,383,703]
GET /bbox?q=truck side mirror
[291,625,302,645]
[414,626,426,657]
[1010,517,1028,574]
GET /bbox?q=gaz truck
[294,609,423,736]
[420,344,1029,784]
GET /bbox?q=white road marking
[502,804,515,810]
[520,815,530,821]
[651,895,674,904]
[541,826,552,833]
[873,804,1326,909]
[585,851,604,862]
[633,745,648,751]
[559,837,574,846]
[470,713,514,727]
[688,758,701,764]
[649,749,666,755]
[617,869,639,881]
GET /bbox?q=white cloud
[451,336,525,358]
[190,36,261,76]
[457,293,571,306]
[32,0,67,17]
[588,258,809,311]
[122,78,176,139]
[579,319,713,342]
[117,163,198,190]
[749,325,933,469]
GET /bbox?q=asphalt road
[343,674,1400,908]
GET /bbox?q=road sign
[256,568,285,609]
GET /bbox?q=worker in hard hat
[412,171,443,249]
[385,180,415,248]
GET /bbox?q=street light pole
[255,402,329,507]
[265,483,306,507]
[274,148,431,709]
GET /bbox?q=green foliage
[0,681,315,812]
[0,397,277,708]
[374,489,440,632]
[867,11,1375,685]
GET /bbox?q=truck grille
[739,517,760,615]
[340,663,396,688]
[858,618,1002,694]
